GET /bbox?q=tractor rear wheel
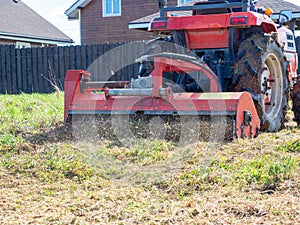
[232,31,289,131]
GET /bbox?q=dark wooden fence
[0,42,147,94]
[1,37,300,94]
[296,36,300,75]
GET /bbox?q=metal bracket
[240,110,254,138]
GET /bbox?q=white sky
[286,0,300,6]
[22,0,80,45]
[20,0,300,45]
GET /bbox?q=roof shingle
[0,0,73,44]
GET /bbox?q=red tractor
[64,0,299,141]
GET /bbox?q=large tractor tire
[232,31,289,131]
[292,77,300,126]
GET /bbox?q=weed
[0,133,21,151]
[235,155,298,190]
[277,140,300,153]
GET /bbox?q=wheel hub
[260,53,283,120]
[261,66,273,108]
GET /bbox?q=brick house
[0,0,73,47]
[66,0,300,44]
[65,0,193,44]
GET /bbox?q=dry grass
[0,94,299,224]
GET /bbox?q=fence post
[0,45,7,94]
[296,36,300,75]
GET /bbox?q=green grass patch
[235,155,298,189]
[0,132,22,151]
[0,93,63,135]
[100,139,175,166]
[159,149,299,198]
[0,145,93,182]
[0,93,94,182]
[277,140,300,153]
[0,93,64,152]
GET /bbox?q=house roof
[128,0,300,29]
[0,0,73,45]
[65,0,92,20]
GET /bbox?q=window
[16,42,31,49]
[177,0,192,5]
[103,0,121,17]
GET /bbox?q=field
[0,93,299,225]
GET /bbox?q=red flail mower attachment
[64,55,260,140]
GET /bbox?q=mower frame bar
[68,110,237,116]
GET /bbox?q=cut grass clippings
[0,93,299,224]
